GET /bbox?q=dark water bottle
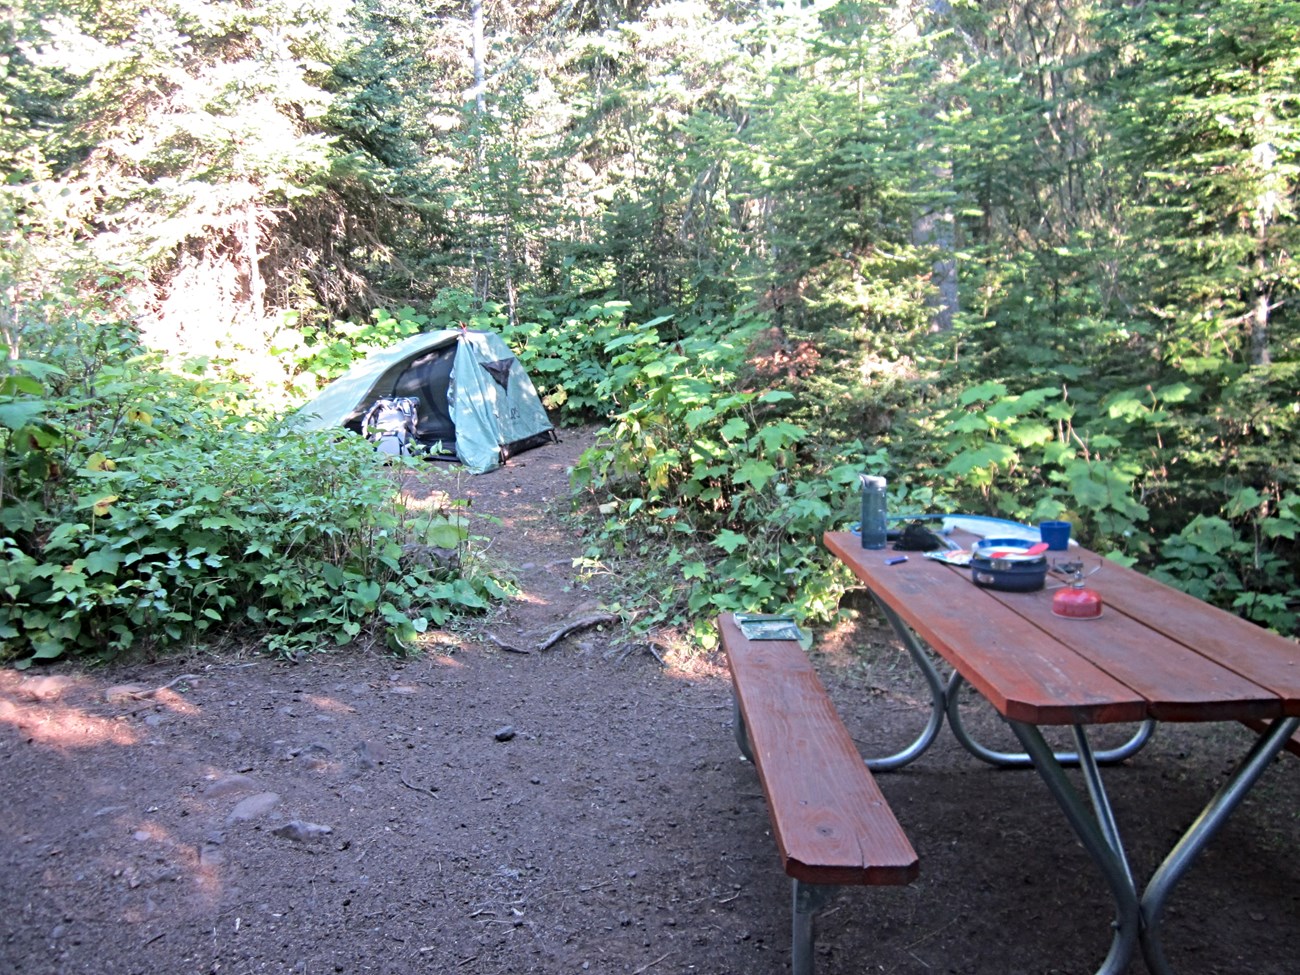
[860,474,887,549]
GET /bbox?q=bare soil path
[2,427,1298,975]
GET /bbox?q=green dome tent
[295,328,556,473]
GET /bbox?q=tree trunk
[1251,275,1271,366]
[471,0,486,116]
[245,205,264,319]
[913,201,957,332]
[469,0,489,302]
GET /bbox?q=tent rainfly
[295,328,557,473]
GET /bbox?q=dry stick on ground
[399,773,439,799]
[485,633,531,654]
[605,641,669,665]
[534,613,618,652]
[128,673,199,700]
[631,951,673,975]
[113,673,202,716]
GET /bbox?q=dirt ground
[2,425,1299,975]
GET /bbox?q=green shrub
[570,312,871,644]
[0,345,505,667]
[504,298,636,422]
[569,306,1300,644]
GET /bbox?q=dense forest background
[2,0,1298,665]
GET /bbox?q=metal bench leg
[733,693,754,763]
[792,880,837,975]
[867,596,948,770]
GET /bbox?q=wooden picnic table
[824,530,1300,975]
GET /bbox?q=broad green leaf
[1224,487,1265,518]
[353,580,382,605]
[1006,422,1053,448]
[1261,517,1298,540]
[1154,382,1195,404]
[958,381,1007,405]
[426,520,467,548]
[732,458,777,489]
[1176,516,1237,556]
[84,549,124,576]
[0,402,46,430]
[12,361,66,382]
[1105,393,1147,420]
[720,417,748,441]
[755,421,804,452]
[945,413,988,434]
[685,406,717,430]
[943,444,1017,475]
[0,375,46,396]
[46,522,87,548]
[712,529,747,554]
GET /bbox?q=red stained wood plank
[826,532,1147,725]
[1077,559,1300,715]
[978,584,1282,723]
[719,614,918,886]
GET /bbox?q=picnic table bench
[718,613,918,975]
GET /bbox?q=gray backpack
[362,397,419,456]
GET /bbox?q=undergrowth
[0,337,506,668]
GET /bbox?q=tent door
[392,346,457,449]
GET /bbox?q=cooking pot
[970,537,1048,592]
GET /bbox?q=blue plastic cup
[1039,521,1072,551]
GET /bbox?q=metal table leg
[1007,720,1141,975]
[871,593,1155,771]
[1138,715,1300,975]
[949,672,1157,769]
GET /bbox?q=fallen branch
[486,633,531,654]
[535,613,618,652]
[604,641,669,666]
[399,773,439,799]
[111,673,201,715]
[125,674,199,701]
[632,951,672,974]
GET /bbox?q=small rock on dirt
[271,820,333,843]
[104,684,147,704]
[205,773,259,798]
[226,792,280,823]
[18,675,75,701]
